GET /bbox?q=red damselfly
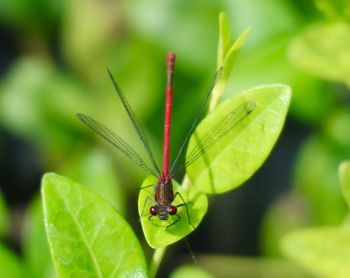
[77,53,255,229]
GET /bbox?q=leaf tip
[339,160,350,174]
[41,172,58,190]
[219,11,227,22]
[270,84,292,105]
[284,86,292,104]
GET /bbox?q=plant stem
[149,247,167,278]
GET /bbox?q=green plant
[281,160,350,278]
[260,2,350,260]
[40,12,291,277]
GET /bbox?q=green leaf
[221,28,251,81]
[42,173,147,277]
[0,0,66,29]
[0,57,93,161]
[293,136,348,225]
[225,35,334,124]
[339,160,350,208]
[324,109,350,150]
[281,227,350,278]
[210,12,251,112]
[314,0,349,19]
[195,255,311,277]
[22,195,53,278]
[260,193,311,257]
[170,265,214,278]
[0,190,9,238]
[217,12,232,68]
[187,85,291,194]
[138,176,208,249]
[0,243,23,278]
[288,21,350,87]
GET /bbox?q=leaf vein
[56,186,104,278]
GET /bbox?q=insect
[77,53,255,229]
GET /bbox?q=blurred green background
[0,0,350,277]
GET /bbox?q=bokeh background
[1,0,350,277]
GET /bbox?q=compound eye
[150,206,157,216]
[169,206,177,215]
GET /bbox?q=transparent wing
[77,113,158,177]
[107,69,161,176]
[184,100,256,168]
[169,68,223,176]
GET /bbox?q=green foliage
[0,0,66,29]
[314,0,350,20]
[0,190,9,238]
[62,148,126,214]
[138,83,291,248]
[0,58,91,161]
[170,265,214,278]
[193,255,311,277]
[282,227,350,278]
[22,196,53,278]
[0,244,23,278]
[293,136,348,225]
[325,109,350,150]
[340,161,350,205]
[281,161,350,278]
[260,193,311,257]
[0,7,295,277]
[187,85,291,194]
[210,12,251,111]
[138,176,208,249]
[125,0,220,71]
[225,33,334,125]
[42,173,147,277]
[288,21,350,87]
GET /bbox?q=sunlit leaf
[170,264,214,278]
[281,227,350,278]
[187,85,291,194]
[0,244,23,278]
[42,173,147,277]
[281,160,350,277]
[293,136,348,225]
[221,28,251,81]
[314,0,349,19]
[260,193,311,257]
[289,21,350,87]
[196,255,311,277]
[339,160,350,208]
[224,35,333,124]
[217,12,231,67]
[138,176,208,249]
[210,12,251,111]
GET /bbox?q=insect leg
[139,196,156,222]
[140,184,156,190]
[165,214,181,230]
[173,192,195,229]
